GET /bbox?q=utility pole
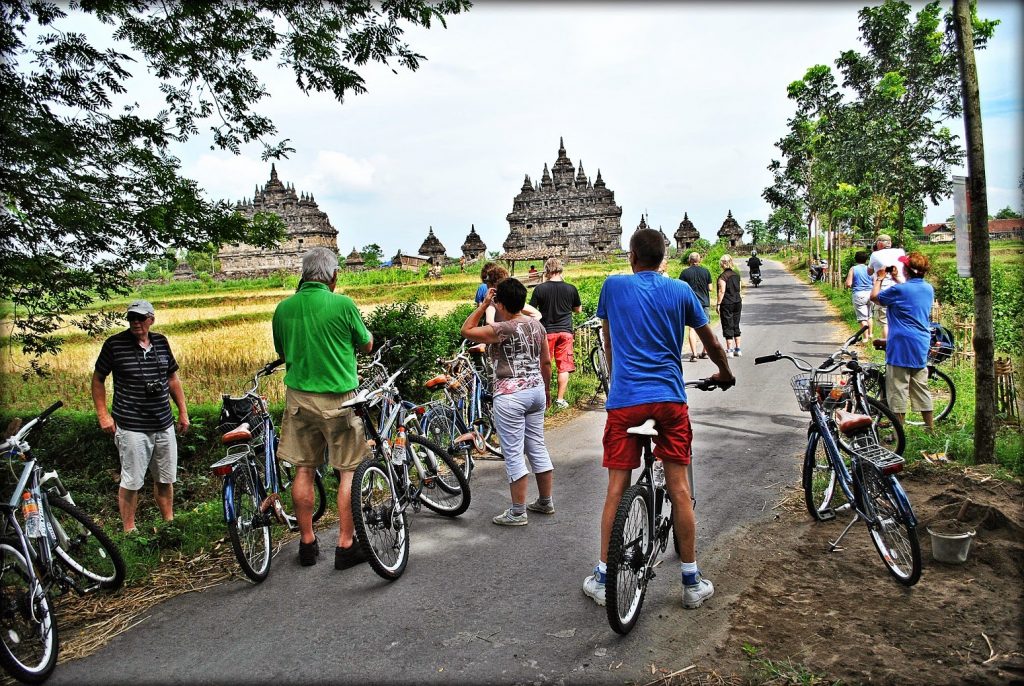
[953,0,995,463]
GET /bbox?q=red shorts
[602,402,693,470]
[546,332,575,373]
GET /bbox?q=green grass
[742,644,843,686]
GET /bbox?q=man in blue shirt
[872,252,935,429]
[583,229,734,611]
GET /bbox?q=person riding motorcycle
[746,251,762,276]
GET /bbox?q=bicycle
[604,378,722,635]
[754,349,922,587]
[863,332,957,426]
[419,340,503,480]
[1,402,125,683]
[209,361,327,583]
[817,326,906,456]
[345,360,471,581]
[575,316,609,397]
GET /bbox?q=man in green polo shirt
[273,247,373,569]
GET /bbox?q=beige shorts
[885,365,933,414]
[875,304,888,326]
[278,388,367,471]
[115,426,177,491]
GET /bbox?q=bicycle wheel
[0,539,58,684]
[834,395,906,457]
[862,365,885,402]
[280,461,328,524]
[605,484,651,635]
[226,463,272,583]
[351,459,408,581]
[47,497,125,592]
[474,408,503,458]
[905,367,956,426]
[803,429,847,520]
[589,346,609,396]
[409,434,471,517]
[422,407,472,481]
[859,467,921,586]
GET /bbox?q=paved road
[55,259,846,685]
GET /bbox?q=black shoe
[298,538,320,566]
[335,543,368,570]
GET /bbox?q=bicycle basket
[928,323,955,364]
[357,363,389,395]
[790,373,850,412]
[218,395,266,442]
[442,359,476,398]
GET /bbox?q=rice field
[0,268,502,413]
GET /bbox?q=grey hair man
[867,234,907,340]
[678,252,713,361]
[272,247,374,569]
[528,257,582,408]
[92,299,189,532]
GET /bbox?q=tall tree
[744,220,769,246]
[361,243,383,269]
[952,0,996,464]
[1,0,470,369]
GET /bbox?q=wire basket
[441,358,476,399]
[357,362,389,395]
[217,394,268,444]
[856,441,905,473]
[789,373,852,412]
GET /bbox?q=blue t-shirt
[878,278,934,368]
[596,271,709,409]
[474,283,488,304]
[851,264,872,292]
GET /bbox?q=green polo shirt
[272,282,371,394]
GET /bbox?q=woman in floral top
[461,277,554,526]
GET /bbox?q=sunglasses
[127,314,151,323]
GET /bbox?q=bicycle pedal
[817,508,837,521]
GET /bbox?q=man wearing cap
[867,234,906,340]
[91,299,189,532]
[529,257,582,409]
[273,247,374,569]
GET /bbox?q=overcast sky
[135,2,1024,256]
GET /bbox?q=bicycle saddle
[468,343,486,354]
[425,374,449,389]
[626,419,659,436]
[221,422,252,445]
[833,410,873,436]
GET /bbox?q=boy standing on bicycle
[584,229,734,609]
[273,248,374,569]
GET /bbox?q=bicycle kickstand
[828,513,860,553]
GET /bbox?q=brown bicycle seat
[221,423,252,445]
[872,339,887,351]
[833,410,873,436]
[425,374,449,389]
[468,343,486,355]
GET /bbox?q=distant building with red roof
[922,218,1022,242]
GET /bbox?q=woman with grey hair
[715,254,742,357]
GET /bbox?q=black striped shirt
[94,330,180,432]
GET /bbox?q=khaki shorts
[875,304,888,326]
[115,426,177,491]
[278,388,367,471]
[885,365,933,414]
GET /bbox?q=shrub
[364,301,453,403]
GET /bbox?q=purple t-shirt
[878,278,934,368]
[596,271,708,409]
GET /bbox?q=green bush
[364,301,457,403]
[936,263,1023,354]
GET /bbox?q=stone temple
[503,138,623,260]
[218,164,339,277]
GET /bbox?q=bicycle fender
[886,475,918,528]
[223,477,236,523]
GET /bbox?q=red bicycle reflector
[212,465,232,477]
[881,463,903,475]
[415,406,426,416]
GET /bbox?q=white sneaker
[682,575,715,609]
[583,574,606,606]
[726,349,735,358]
[734,348,743,357]
[492,508,527,526]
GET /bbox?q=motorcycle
[750,270,762,287]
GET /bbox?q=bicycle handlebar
[684,377,735,392]
[0,400,63,454]
[262,359,284,376]
[755,351,844,374]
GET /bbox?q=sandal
[689,354,698,363]
[699,352,709,359]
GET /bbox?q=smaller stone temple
[219,164,339,277]
[344,247,364,270]
[674,213,701,252]
[632,215,670,249]
[418,227,447,265]
[718,210,744,248]
[392,250,429,271]
[460,225,487,262]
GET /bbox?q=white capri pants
[491,384,553,483]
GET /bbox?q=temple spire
[270,163,278,181]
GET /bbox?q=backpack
[928,323,955,364]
